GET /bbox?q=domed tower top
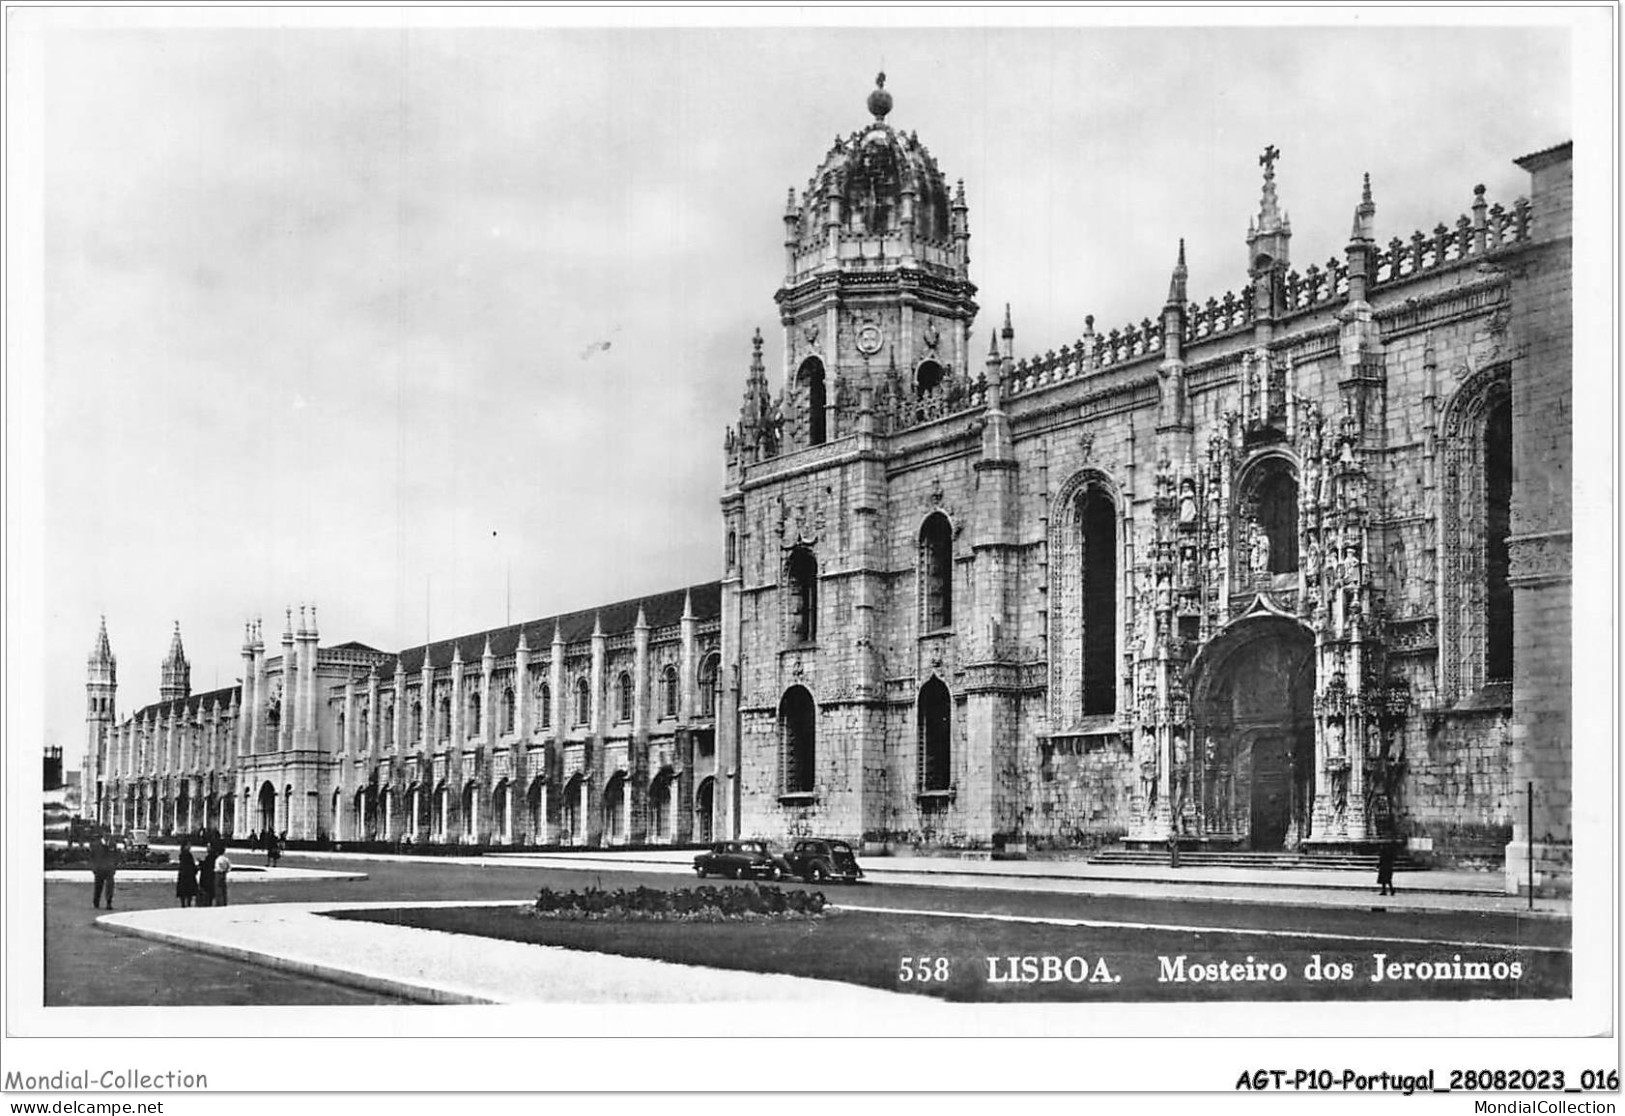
[159,620,190,703]
[779,74,968,285]
[762,75,980,457]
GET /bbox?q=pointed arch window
[1078,486,1118,716]
[437,696,451,742]
[787,546,819,644]
[538,681,552,729]
[467,690,482,736]
[1484,394,1513,682]
[1441,369,1514,702]
[920,513,954,630]
[616,671,634,723]
[574,678,591,726]
[502,685,516,735]
[662,664,679,719]
[699,654,720,718]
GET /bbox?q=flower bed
[530,883,829,922]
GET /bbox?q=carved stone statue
[1325,718,1345,758]
[1139,730,1159,807]
[1178,479,1198,525]
[1249,520,1271,574]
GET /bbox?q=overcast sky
[16,13,1580,762]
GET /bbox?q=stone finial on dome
[867,71,892,121]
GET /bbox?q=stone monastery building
[85,77,1573,893]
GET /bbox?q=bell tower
[85,616,117,823]
[773,74,979,450]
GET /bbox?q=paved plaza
[45,849,1570,1008]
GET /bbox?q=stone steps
[1088,848,1423,872]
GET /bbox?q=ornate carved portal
[1188,617,1316,849]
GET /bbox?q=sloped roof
[132,683,241,723]
[367,581,721,677]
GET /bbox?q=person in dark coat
[90,837,119,910]
[1376,842,1399,896]
[264,830,281,870]
[248,830,260,852]
[197,848,217,908]
[176,842,199,908]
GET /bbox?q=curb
[868,874,1574,920]
[263,849,1568,919]
[92,915,491,1005]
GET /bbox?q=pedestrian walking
[214,850,233,907]
[1376,841,1399,896]
[90,837,119,910]
[197,848,217,908]
[176,842,199,908]
[248,830,260,852]
[264,830,281,870]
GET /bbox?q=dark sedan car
[783,838,865,883]
[693,840,791,881]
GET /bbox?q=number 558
[898,957,951,983]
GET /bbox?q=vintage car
[783,838,865,884]
[693,840,791,881]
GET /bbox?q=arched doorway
[694,776,715,843]
[433,782,450,841]
[602,773,627,845]
[527,777,547,845]
[491,780,511,845]
[648,769,674,843]
[1188,616,1315,849]
[257,781,277,835]
[562,774,584,846]
[461,781,478,842]
[406,785,423,840]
